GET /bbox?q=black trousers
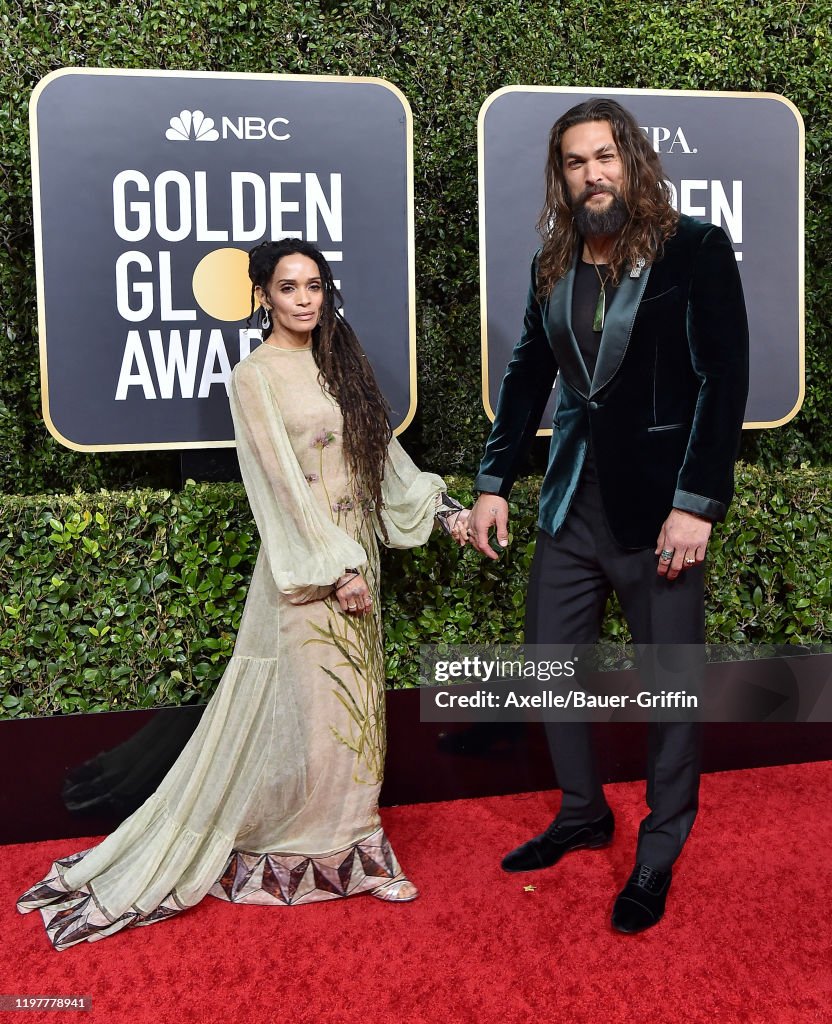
[525,456,704,871]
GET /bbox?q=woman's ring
[660,549,673,561]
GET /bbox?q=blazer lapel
[545,261,592,398]
[590,264,652,397]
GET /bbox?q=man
[467,98,748,933]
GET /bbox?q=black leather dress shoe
[611,863,672,933]
[500,809,614,872]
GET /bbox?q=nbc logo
[166,110,219,142]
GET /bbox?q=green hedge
[1,0,831,494]
[1,465,829,718]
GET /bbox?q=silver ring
[684,556,696,566]
[660,549,673,561]
[347,603,357,610]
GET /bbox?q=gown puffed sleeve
[376,434,461,549]
[230,357,368,603]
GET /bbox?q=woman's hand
[450,508,471,547]
[335,570,373,615]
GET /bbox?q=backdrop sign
[31,68,416,450]
[479,87,805,431]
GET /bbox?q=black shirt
[571,259,618,380]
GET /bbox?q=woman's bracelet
[335,569,360,591]
[435,492,464,535]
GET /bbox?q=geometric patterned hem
[209,827,403,906]
[16,848,190,952]
[17,828,405,951]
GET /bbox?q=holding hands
[435,493,472,548]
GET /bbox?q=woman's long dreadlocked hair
[536,98,679,294]
[247,239,392,537]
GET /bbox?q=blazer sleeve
[229,358,368,603]
[474,253,559,498]
[673,225,750,521]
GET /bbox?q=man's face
[560,120,627,236]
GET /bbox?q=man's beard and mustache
[570,183,630,237]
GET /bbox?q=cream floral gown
[18,342,451,950]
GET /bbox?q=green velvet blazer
[475,215,749,549]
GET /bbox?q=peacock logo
[165,110,219,142]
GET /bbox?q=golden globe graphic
[30,69,415,450]
[191,248,251,322]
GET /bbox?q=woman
[18,239,468,950]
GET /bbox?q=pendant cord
[585,240,609,333]
[584,240,609,291]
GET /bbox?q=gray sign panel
[31,69,415,450]
[479,87,804,430]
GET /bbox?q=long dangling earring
[260,306,271,332]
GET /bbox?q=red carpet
[2,761,830,1024]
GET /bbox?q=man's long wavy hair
[248,239,391,534]
[536,98,679,295]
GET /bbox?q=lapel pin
[629,256,646,279]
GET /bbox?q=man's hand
[468,494,509,561]
[335,570,373,614]
[655,509,712,579]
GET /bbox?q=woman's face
[258,253,324,342]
